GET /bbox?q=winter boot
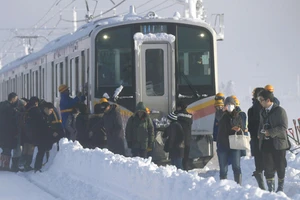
[276,178,284,193]
[220,175,227,180]
[252,171,266,190]
[1,155,11,171]
[23,155,33,172]
[266,178,275,192]
[234,174,242,185]
[11,157,23,172]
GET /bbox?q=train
[0,2,224,169]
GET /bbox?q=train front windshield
[94,23,215,109]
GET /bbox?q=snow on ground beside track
[8,138,299,200]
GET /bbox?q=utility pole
[13,36,49,55]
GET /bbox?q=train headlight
[103,35,109,40]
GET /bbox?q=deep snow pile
[16,138,300,200]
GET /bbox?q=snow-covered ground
[1,138,300,200]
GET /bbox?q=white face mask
[227,104,235,112]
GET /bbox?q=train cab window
[177,26,214,86]
[145,49,165,96]
[95,26,133,97]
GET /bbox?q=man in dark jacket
[258,89,289,192]
[248,87,265,189]
[0,92,19,171]
[26,97,54,172]
[125,102,154,158]
[163,112,185,169]
[175,101,192,170]
[100,101,126,156]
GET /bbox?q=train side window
[65,57,68,86]
[60,62,64,85]
[69,58,73,94]
[35,71,38,97]
[81,51,85,91]
[75,57,79,92]
[55,64,59,98]
[51,62,54,102]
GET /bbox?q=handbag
[229,130,251,150]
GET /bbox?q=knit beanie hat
[224,96,236,106]
[167,112,177,121]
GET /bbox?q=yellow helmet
[58,84,68,93]
[231,95,240,106]
[264,84,274,92]
[215,93,225,101]
[99,98,108,104]
[214,99,224,107]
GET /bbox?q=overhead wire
[139,0,170,15]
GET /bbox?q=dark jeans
[171,158,183,169]
[182,145,190,170]
[262,149,286,179]
[131,148,147,158]
[251,139,264,173]
[217,148,241,179]
[34,146,47,171]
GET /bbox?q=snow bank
[19,138,299,200]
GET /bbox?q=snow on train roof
[0,9,209,74]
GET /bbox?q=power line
[30,0,61,28]
[139,0,169,15]
[154,3,177,13]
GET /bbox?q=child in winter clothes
[163,112,185,169]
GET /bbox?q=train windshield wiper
[180,73,200,98]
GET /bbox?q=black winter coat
[27,106,52,149]
[176,109,193,146]
[248,99,262,139]
[88,115,107,148]
[0,101,18,149]
[103,104,125,155]
[163,121,185,159]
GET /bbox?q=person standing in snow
[175,101,193,171]
[213,93,225,142]
[125,102,154,158]
[162,112,185,169]
[59,84,85,135]
[231,95,247,157]
[248,87,265,190]
[100,99,126,156]
[217,96,244,185]
[264,84,280,106]
[257,89,289,192]
[0,92,19,171]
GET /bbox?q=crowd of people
[0,83,289,193]
[213,84,289,193]
[0,84,193,173]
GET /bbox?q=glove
[146,147,152,152]
[127,141,132,148]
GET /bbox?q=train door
[136,43,175,115]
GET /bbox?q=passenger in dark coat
[217,96,244,185]
[247,87,265,189]
[88,104,107,149]
[257,89,289,192]
[125,102,154,158]
[175,101,193,171]
[163,112,185,169]
[26,97,53,172]
[0,92,19,171]
[101,102,126,156]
